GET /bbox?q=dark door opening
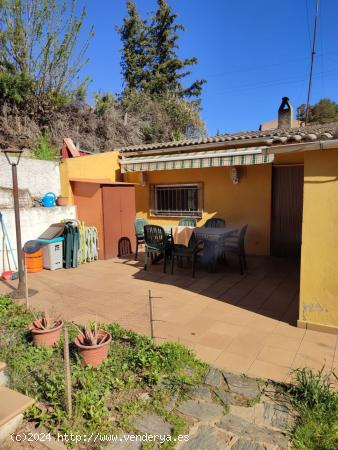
[271,165,304,257]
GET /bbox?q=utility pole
[305,0,320,125]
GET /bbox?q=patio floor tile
[247,360,291,382]
[261,333,303,352]
[256,346,296,368]
[225,338,265,358]
[194,344,223,365]
[297,339,336,358]
[291,353,333,373]
[214,350,256,373]
[1,255,336,384]
[194,332,234,350]
[302,329,338,346]
[207,321,244,337]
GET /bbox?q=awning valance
[121,147,273,173]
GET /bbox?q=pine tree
[145,0,205,98]
[118,0,149,95]
[297,98,338,124]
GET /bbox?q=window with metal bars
[150,184,202,217]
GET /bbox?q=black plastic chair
[205,218,226,228]
[144,225,169,272]
[224,224,248,274]
[178,217,197,227]
[118,237,132,257]
[134,218,148,260]
[171,234,203,278]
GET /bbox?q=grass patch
[0,296,206,449]
[287,367,338,450]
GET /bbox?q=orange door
[102,185,136,258]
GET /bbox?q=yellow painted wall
[60,151,121,203]
[125,164,272,255]
[300,148,338,328]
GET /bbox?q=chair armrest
[145,244,164,252]
[194,240,204,252]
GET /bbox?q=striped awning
[121,147,273,173]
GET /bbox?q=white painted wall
[0,156,60,197]
[0,206,76,273]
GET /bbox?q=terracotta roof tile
[119,122,338,153]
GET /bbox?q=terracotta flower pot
[74,331,111,368]
[56,196,68,206]
[29,320,64,347]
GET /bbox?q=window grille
[150,184,202,217]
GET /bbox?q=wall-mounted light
[139,172,147,187]
[230,166,240,184]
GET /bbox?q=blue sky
[77,0,338,135]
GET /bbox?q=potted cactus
[74,323,111,368]
[29,312,63,347]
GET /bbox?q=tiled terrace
[1,254,337,383]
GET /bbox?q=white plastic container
[38,238,64,270]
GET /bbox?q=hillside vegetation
[0,0,206,154]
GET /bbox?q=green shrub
[32,133,58,161]
[0,68,34,105]
[94,92,116,115]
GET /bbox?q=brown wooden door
[271,165,304,257]
[102,185,136,258]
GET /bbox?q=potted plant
[74,323,111,368]
[56,195,68,206]
[29,312,63,347]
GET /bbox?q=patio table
[164,225,237,272]
[193,226,237,272]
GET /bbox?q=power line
[202,50,338,80]
[210,66,338,96]
[305,0,320,124]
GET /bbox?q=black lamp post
[3,149,26,298]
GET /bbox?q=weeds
[287,367,338,450]
[0,296,205,448]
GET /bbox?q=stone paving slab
[223,372,261,400]
[217,414,289,449]
[230,439,268,450]
[204,368,224,388]
[177,425,232,450]
[131,413,172,435]
[191,385,212,401]
[177,399,225,421]
[106,438,141,450]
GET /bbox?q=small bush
[94,92,116,116]
[32,133,58,161]
[0,68,34,105]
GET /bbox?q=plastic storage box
[37,237,64,270]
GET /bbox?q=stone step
[0,387,35,442]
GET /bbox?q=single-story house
[60,98,338,334]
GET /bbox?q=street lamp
[2,149,26,298]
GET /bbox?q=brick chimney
[278,97,293,129]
